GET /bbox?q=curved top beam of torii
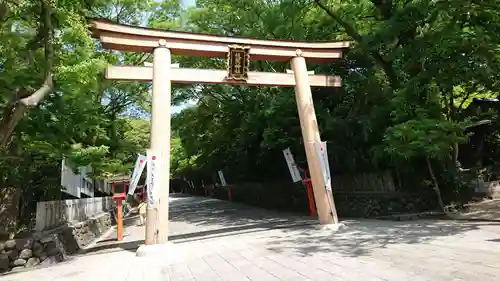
[90,19,350,62]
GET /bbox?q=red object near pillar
[303,178,316,217]
[299,167,316,217]
[116,200,123,241]
[227,185,233,202]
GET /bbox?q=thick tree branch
[313,0,400,88]
[0,0,54,149]
[18,75,53,106]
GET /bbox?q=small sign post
[112,183,127,241]
[218,170,233,201]
[218,170,227,186]
[283,148,315,217]
[283,148,302,183]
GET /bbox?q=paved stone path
[4,195,500,280]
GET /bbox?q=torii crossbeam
[90,19,349,249]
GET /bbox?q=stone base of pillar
[314,222,347,232]
[136,242,180,259]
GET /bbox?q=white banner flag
[128,154,147,195]
[315,141,337,220]
[146,150,162,208]
[130,154,142,183]
[283,148,302,183]
[315,141,331,191]
[218,170,227,186]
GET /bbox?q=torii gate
[90,19,349,247]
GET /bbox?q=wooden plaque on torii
[226,45,250,81]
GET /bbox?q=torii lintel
[90,19,350,62]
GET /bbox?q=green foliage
[0,0,162,235]
[166,0,500,204]
[384,119,468,160]
[170,137,199,178]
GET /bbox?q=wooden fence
[35,197,115,231]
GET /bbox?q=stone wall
[473,180,500,199]
[36,197,114,231]
[0,211,112,273]
[332,171,396,193]
[0,235,64,273]
[334,191,437,218]
[72,211,112,248]
[211,180,437,217]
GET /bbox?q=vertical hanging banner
[315,141,332,191]
[218,170,227,186]
[128,154,147,195]
[315,141,338,222]
[146,149,162,208]
[283,148,302,183]
[130,154,142,183]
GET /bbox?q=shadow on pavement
[168,195,315,228]
[78,194,500,260]
[77,218,317,256]
[166,195,500,258]
[263,219,500,258]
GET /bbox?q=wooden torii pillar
[90,20,349,247]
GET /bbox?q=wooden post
[303,179,316,217]
[145,39,172,245]
[291,50,337,225]
[227,185,233,202]
[116,200,123,241]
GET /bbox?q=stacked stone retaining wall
[0,211,112,273]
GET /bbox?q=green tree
[168,0,500,209]
[0,0,158,236]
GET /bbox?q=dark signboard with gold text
[226,45,250,81]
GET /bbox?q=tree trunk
[452,142,459,165]
[395,167,403,190]
[426,156,445,212]
[0,187,22,239]
[0,103,27,149]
